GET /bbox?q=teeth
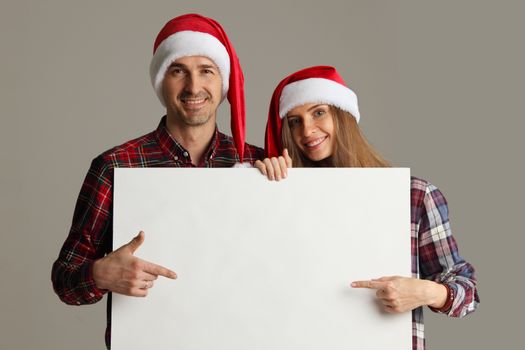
[182,99,206,105]
[305,137,326,147]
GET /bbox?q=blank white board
[112,168,411,350]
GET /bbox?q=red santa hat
[150,13,246,162]
[265,66,360,158]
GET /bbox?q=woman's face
[285,103,335,162]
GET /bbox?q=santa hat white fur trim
[232,162,253,168]
[279,78,360,122]
[150,31,230,106]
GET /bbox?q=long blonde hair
[281,106,390,168]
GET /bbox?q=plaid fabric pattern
[51,116,263,349]
[411,177,479,349]
[53,136,478,349]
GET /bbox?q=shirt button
[89,293,95,297]
[174,156,179,161]
[76,301,81,305]
[183,151,189,157]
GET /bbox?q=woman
[255,66,479,349]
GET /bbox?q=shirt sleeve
[51,156,113,305]
[417,183,479,318]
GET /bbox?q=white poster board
[112,168,411,350]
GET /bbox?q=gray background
[1,0,522,348]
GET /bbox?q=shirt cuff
[78,261,108,304]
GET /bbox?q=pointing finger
[351,280,387,289]
[143,261,177,279]
[372,276,397,282]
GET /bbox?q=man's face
[162,56,223,127]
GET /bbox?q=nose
[302,118,318,137]
[184,72,202,95]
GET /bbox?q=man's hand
[351,276,447,313]
[92,231,177,297]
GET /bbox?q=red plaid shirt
[51,117,264,348]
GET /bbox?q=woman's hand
[254,149,292,181]
[351,276,448,313]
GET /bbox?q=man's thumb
[126,231,145,254]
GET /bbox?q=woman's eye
[288,118,300,128]
[314,109,326,117]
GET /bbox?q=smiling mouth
[180,97,208,109]
[304,136,327,148]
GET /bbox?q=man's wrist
[91,258,107,290]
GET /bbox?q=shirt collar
[154,116,220,166]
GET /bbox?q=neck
[165,115,216,166]
[306,156,334,168]
[319,157,334,167]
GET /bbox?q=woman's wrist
[426,281,447,308]
[428,282,454,313]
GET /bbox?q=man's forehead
[172,55,218,68]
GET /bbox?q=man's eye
[169,67,184,75]
[203,69,214,74]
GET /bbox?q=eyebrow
[168,63,218,70]
[307,104,326,112]
[169,62,185,68]
[199,64,218,70]
[287,104,326,119]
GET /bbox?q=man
[51,14,263,349]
